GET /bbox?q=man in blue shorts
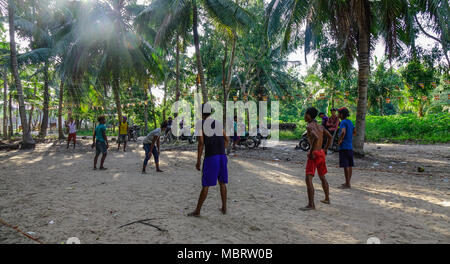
[337,107,356,189]
[188,108,229,217]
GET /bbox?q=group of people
[86,104,355,215]
[302,106,355,210]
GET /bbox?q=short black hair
[305,107,319,119]
[202,103,212,118]
[319,112,325,116]
[98,115,105,123]
[338,108,350,119]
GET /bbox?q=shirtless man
[301,107,333,211]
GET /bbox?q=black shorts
[118,134,127,143]
[339,149,354,168]
[96,141,107,155]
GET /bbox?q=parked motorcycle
[295,129,339,152]
[128,125,140,142]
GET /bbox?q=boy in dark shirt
[188,109,229,217]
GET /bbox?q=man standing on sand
[337,107,356,189]
[92,116,109,170]
[118,116,128,152]
[188,108,229,217]
[142,121,168,174]
[301,107,332,211]
[65,117,77,149]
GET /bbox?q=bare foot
[93,167,97,170]
[220,208,227,215]
[99,167,108,170]
[142,170,146,174]
[300,206,315,211]
[338,184,351,189]
[156,169,163,172]
[187,211,200,217]
[320,199,330,205]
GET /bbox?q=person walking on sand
[65,117,77,149]
[301,107,332,211]
[92,116,109,170]
[188,108,229,217]
[142,121,168,174]
[337,107,356,189]
[118,116,128,152]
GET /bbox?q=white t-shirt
[143,128,161,144]
[68,121,77,134]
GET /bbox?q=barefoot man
[92,115,109,170]
[65,117,77,149]
[302,107,332,211]
[189,109,229,217]
[142,121,167,174]
[337,107,356,189]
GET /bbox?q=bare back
[307,121,324,152]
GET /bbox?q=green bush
[279,113,450,143]
[363,113,450,143]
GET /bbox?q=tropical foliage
[0,0,449,149]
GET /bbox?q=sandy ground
[0,138,449,244]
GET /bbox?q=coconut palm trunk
[2,66,7,139]
[28,82,36,131]
[162,76,168,121]
[8,0,35,148]
[148,83,157,129]
[222,40,228,122]
[143,82,149,134]
[58,80,64,140]
[112,68,122,125]
[192,0,207,103]
[40,60,50,137]
[354,27,370,157]
[175,34,181,102]
[224,33,237,122]
[8,93,12,138]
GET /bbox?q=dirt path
[0,139,449,244]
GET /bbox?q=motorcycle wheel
[245,138,257,149]
[299,139,310,151]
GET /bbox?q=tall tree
[266,0,448,155]
[7,0,34,148]
[2,65,7,138]
[138,0,252,103]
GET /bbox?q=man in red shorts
[302,107,332,211]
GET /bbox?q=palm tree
[138,0,252,103]
[7,0,34,148]
[2,65,7,139]
[59,0,163,125]
[266,0,448,156]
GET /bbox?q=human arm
[157,136,160,154]
[223,129,229,148]
[149,136,157,153]
[323,129,332,154]
[92,127,96,148]
[338,127,346,146]
[196,134,204,171]
[102,127,108,148]
[306,125,318,159]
